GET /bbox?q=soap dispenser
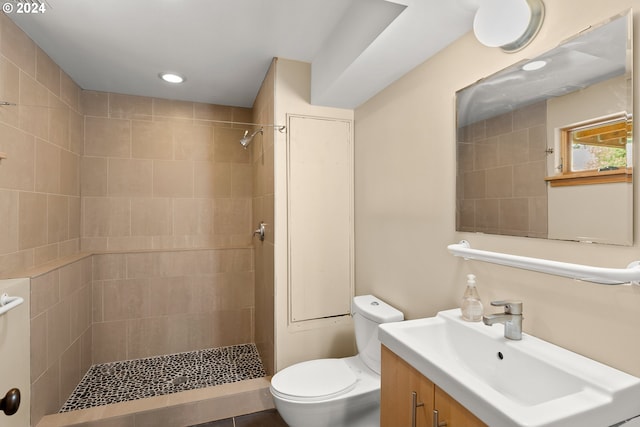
[461,274,483,322]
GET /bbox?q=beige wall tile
[82,197,131,237]
[47,299,71,364]
[69,110,84,155]
[19,103,48,140]
[0,14,36,77]
[60,149,79,196]
[30,270,59,318]
[131,120,173,159]
[93,253,127,281]
[213,198,251,236]
[0,190,18,255]
[70,285,92,341]
[34,243,59,266]
[153,160,194,197]
[19,69,47,107]
[0,124,35,191]
[212,163,232,197]
[31,362,59,426]
[60,71,80,112]
[194,103,232,121]
[173,198,213,236]
[108,158,153,196]
[0,55,19,106]
[35,139,60,193]
[36,47,60,96]
[81,157,108,196]
[194,161,217,197]
[19,191,47,250]
[130,198,172,236]
[153,98,194,119]
[148,276,198,317]
[48,96,70,149]
[174,124,213,160]
[231,163,252,197]
[47,194,69,243]
[103,278,150,321]
[110,93,152,119]
[85,117,131,158]
[68,196,81,239]
[214,127,250,163]
[82,91,108,117]
[92,320,128,364]
[30,312,47,382]
[59,339,81,405]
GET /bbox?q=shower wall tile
[29,256,93,425]
[0,14,84,278]
[252,59,275,375]
[36,47,60,96]
[153,160,194,197]
[84,117,131,158]
[132,120,173,159]
[92,248,255,363]
[107,158,153,196]
[80,90,252,251]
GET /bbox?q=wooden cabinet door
[434,385,487,427]
[381,345,434,427]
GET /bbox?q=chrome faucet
[482,300,523,340]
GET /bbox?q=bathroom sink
[379,309,640,427]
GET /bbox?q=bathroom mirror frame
[455,10,633,245]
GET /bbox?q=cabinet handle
[411,391,425,427]
[433,409,447,427]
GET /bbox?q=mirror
[456,11,633,245]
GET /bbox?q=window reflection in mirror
[455,12,633,245]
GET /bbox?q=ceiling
[9,0,476,109]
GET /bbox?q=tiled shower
[0,13,274,426]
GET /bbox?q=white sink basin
[379,309,640,427]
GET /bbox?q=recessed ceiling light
[522,60,547,71]
[159,72,185,84]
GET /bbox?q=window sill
[545,168,633,187]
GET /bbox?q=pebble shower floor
[60,344,267,412]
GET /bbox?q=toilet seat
[270,359,358,402]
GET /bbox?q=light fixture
[159,72,185,84]
[522,60,547,71]
[473,0,545,53]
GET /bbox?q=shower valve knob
[0,388,20,416]
[253,222,266,241]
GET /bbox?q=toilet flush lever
[253,222,266,241]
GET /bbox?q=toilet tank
[352,295,404,374]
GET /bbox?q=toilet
[270,295,404,427]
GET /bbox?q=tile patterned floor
[191,409,288,427]
[60,344,266,412]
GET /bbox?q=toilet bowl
[270,295,404,427]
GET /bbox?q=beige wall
[273,59,355,371]
[252,60,276,375]
[80,91,253,251]
[0,13,82,278]
[355,0,640,377]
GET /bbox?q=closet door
[288,115,353,322]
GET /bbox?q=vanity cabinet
[381,345,487,427]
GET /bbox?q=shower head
[240,127,263,149]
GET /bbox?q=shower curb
[36,377,274,427]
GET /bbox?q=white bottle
[461,274,483,322]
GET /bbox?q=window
[546,115,633,187]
